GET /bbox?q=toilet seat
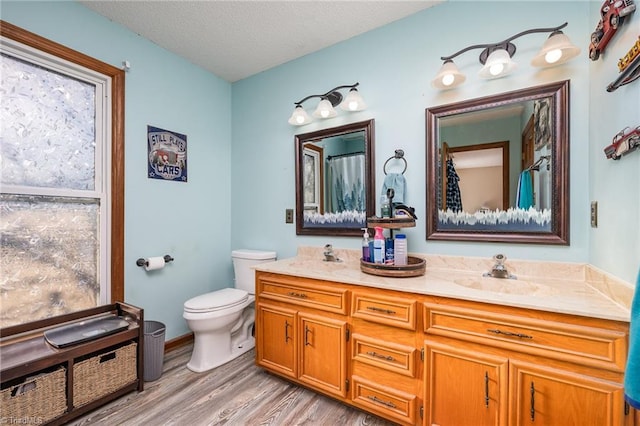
[184,288,248,314]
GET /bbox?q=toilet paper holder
[136,255,174,267]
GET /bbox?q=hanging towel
[382,173,406,204]
[516,170,533,209]
[625,270,640,409]
[446,159,463,212]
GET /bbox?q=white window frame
[1,37,112,304]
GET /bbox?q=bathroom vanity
[254,248,636,426]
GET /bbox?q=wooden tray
[360,256,426,277]
[367,216,416,229]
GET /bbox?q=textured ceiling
[79,1,444,82]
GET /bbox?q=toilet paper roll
[144,256,165,271]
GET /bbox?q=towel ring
[383,149,407,175]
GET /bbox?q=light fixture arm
[294,82,360,107]
[440,22,568,62]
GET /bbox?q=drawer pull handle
[366,306,396,315]
[530,381,536,421]
[287,291,308,299]
[487,329,533,339]
[367,395,396,409]
[366,351,394,361]
[304,325,311,346]
[284,320,291,343]
[484,371,489,408]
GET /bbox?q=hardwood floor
[69,344,397,425]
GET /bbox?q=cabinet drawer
[424,303,627,371]
[351,375,417,425]
[352,333,417,377]
[258,277,348,315]
[351,293,416,330]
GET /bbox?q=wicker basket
[73,342,137,408]
[1,367,67,423]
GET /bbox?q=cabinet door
[299,312,347,398]
[424,340,509,426]
[256,303,297,378]
[509,360,627,426]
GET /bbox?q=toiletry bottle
[385,237,394,265]
[380,196,391,218]
[361,228,371,262]
[394,234,408,265]
[373,226,385,264]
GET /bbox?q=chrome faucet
[483,254,516,279]
[323,244,342,262]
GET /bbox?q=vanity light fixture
[432,22,580,90]
[288,82,366,126]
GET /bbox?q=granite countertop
[254,247,633,323]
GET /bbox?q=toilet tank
[232,249,277,294]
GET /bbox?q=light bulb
[490,63,504,76]
[545,49,562,64]
[442,74,455,86]
[296,115,305,124]
[432,60,466,89]
[340,88,367,111]
[313,99,337,119]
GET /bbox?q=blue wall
[2,1,234,340]
[3,1,639,340]
[232,3,595,262]
[587,2,640,285]
[231,1,638,284]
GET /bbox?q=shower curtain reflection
[326,153,365,214]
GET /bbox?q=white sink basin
[453,277,558,296]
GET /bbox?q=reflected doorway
[441,141,509,213]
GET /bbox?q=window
[0,22,124,328]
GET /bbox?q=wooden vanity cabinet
[256,272,349,399]
[255,271,633,426]
[256,303,297,378]
[350,289,420,425]
[424,339,509,426]
[509,359,628,426]
[423,301,632,426]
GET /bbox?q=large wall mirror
[426,80,569,245]
[295,119,375,236]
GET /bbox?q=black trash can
[143,321,165,381]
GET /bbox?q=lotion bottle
[361,228,371,262]
[373,226,385,264]
[394,234,408,265]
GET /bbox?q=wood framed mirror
[295,119,375,236]
[426,80,569,245]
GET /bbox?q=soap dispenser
[373,226,385,264]
[361,228,371,262]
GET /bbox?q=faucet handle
[323,244,341,262]
[493,254,506,264]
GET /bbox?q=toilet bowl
[183,249,276,372]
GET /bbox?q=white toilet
[183,249,276,372]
